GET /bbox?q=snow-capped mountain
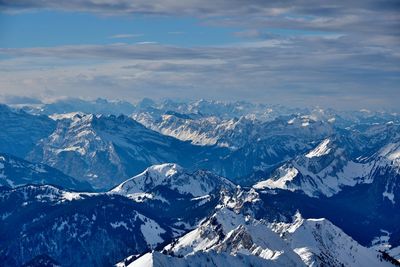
[111,163,235,198]
[121,196,393,267]
[121,208,305,267]
[253,137,371,197]
[133,113,233,147]
[160,207,305,266]
[270,212,394,267]
[110,163,237,230]
[255,170,400,260]
[248,124,400,254]
[254,127,400,199]
[0,153,92,191]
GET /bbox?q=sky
[0,0,399,110]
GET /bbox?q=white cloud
[109,34,144,39]
[0,38,399,110]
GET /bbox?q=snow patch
[253,167,298,190]
[305,139,331,158]
[137,214,166,248]
[383,191,395,204]
[62,192,82,201]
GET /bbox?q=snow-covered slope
[123,207,392,267]
[253,137,369,197]
[163,207,304,265]
[0,153,92,191]
[305,138,332,158]
[119,207,305,267]
[134,113,260,149]
[388,246,400,263]
[120,182,395,267]
[254,130,400,201]
[271,212,392,267]
[379,139,400,166]
[133,113,222,146]
[375,138,400,205]
[120,250,285,267]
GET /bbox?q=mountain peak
[111,163,234,198]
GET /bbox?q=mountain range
[1,98,399,266]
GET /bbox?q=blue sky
[0,1,399,110]
[0,11,243,48]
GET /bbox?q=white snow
[49,112,85,121]
[253,147,376,198]
[379,142,400,163]
[253,167,298,190]
[371,230,392,251]
[62,192,83,201]
[124,207,393,267]
[305,139,331,158]
[56,146,87,156]
[389,246,400,262]
[125,253,153,267]
[162,207,304,266]
[137,214,166,248]
[270,213,393,267]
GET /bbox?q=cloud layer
[0,0,399,110]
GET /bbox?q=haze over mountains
[1,98,399,266]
